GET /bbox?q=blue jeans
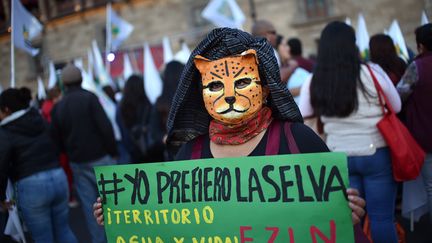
[70,155,116,243]
[348,147,398,243]
[16,167,77,243]
[422,153,432,223]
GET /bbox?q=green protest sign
[94,152,354,243]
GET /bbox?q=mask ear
[240,49,259,65]
[194,55,212,74]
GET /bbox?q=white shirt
[298,63,401,156]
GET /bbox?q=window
[304,0,328,19]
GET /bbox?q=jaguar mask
[194,49,266,125]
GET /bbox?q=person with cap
[397,23,432,223]
[51,63,118,243]
[0,87,77,243]
[251,20,298,83]
[93,28,367,241]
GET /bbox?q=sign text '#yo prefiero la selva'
[94,152,354,243]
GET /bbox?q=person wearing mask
[94,28,367,241]
[397,23,432,223]
[299,22,401,243]
[287,37,315,73]
[0,87,77,243]
[51,63,117,243]
[369,34,407,86]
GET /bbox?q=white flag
[422,11,429,25]
[345,17,352,26]
[47,61,57,89]
[174,42,191,64]
[87,48,94,82]
[77,60,122,141]
[0,83,3,94]
[202,0,245,29]
[162,36,174,64]
[123,52,134,81]
[143,43,163,104]
[4,180,27,243]
[12,0,43,56]
[356,14,370,60]
[388,20,409,62]
[37,76,46,100]
[108,6,134,51]
[92,40,111,86]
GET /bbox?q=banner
[202,0,245,29]
[144,42,163,104]
[12,0,43,56]
[95,152,354,243]
[109,7,134,51]
[37,76,46,100]
[388,20,409,62]
[162,36,174,64]
[421,11,429,25]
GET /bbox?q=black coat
[0,108,59,201]
[50,87,118,162]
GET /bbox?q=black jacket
[50,87,118,162]
[0,108,59,201]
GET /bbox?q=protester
[0,87,77,243]
[370,34,407,85]
[41,86,62,122]
[251,20,297,82]
[276,34,290,66]
[94,28,367,242]
[51,63,117,243]
[287,37,315,72]
[299,21,401,243]
[397,23,432,223]
[156,60,185,160]
[40,86,78,207]
[116,74,164,163]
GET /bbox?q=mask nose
[224,96,236,105]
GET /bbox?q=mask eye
[235,78,252,89]
[207,81,224,92]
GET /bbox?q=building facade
[0,0,428,90]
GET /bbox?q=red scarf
[209,107,273,145]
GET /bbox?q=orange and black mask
[194,49,265,125]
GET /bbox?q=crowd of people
[0,19,431,243]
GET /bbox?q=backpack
[130,105,163,161]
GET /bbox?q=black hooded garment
[0,108,59,201]
[167,28,303,148]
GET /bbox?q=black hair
[369,34,406,83]
[0,87,32,113]
[119,75,151,128]
[156,61,185,128]
[415,23,432,51]
[310,21,365,117]
[287,38,302,56]
[276,34,284,47]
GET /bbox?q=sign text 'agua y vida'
[94,152,354,243]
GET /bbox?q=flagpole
[105,2,112,82]
[11,0,15,88]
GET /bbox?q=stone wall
[0,0,428,90]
